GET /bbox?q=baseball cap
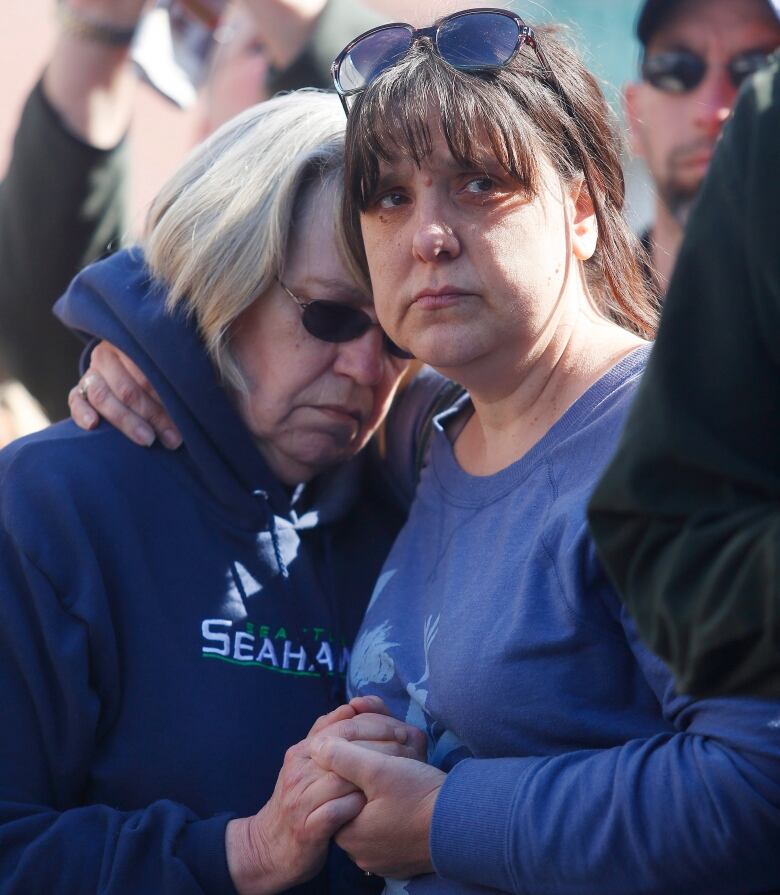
[636,0,780,46]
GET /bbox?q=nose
[693,67,736,138]
[332,326,385,387]
[411,196,460,263]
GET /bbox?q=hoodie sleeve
[0,478,236,894]
[429,600,780,894]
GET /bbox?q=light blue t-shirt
[349,347,780,895]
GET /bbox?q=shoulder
[541,348,651,624]
[1,419,143,483]
[548,346,650,485]
[0,421,173,553]
[382,366,464,504]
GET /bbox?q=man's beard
[657,137,715,228]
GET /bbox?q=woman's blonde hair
[142,90,349,391]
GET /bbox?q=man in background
[624,0,780,287]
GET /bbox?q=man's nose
[694,67,736,138]
[333,327,385,386]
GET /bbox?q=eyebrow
[373,151,499,193]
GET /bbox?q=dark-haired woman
[308,11,780,894]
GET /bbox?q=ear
[623,81,645,158]
[568,178,598,262]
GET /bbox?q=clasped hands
[226,695,446,895]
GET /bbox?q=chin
[407,331,484,375]
[296,432,366,471]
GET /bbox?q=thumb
[310,736,389,793]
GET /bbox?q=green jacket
[0,0,381,421]
[588,57,780,698]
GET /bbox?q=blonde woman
[0,91,430,895]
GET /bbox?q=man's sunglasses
[278,279,413,360]
[331,8,548,115]
[641,48,775,94]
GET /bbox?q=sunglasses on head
[641,48,774,94]
[331,7,549,115]
[277,279,413,360]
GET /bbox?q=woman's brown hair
[342,27,659,338]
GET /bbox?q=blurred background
[0,0,651,235]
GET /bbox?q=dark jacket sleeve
[265,0,384,94]
[588,58,780,698]
[0,449,236,894]
[0,80,128,421]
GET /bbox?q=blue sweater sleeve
[430,604,780,894]
[0,525,237,894]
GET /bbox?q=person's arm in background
[258,0,383,94]
[0,0,146,421]
[588,57,780,698]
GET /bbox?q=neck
[450,315,645,477]
[650,201,685,290]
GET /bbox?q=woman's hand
[310,735,445,879]
[226,702,426,894]
[69,342,182,449]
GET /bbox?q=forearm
[431,722,780,893]
[0,81,127,418]
[0,800,234,893]
[263,0,384,93]
[242,0,327,71]
[43,1,147,148]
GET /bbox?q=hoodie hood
[54,247,363,533]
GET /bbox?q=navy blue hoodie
[0,248,407,893]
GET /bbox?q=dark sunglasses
[277,278,413,360]
[331,7,548,115]
[641,48,774,94]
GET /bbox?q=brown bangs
[347,43,571,212]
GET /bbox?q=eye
[376,192,408,209]
[463,177,495,195]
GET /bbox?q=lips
[314,405,364,425]
[680,152,712,168]
[412,286,471,309]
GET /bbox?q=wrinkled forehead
[647,0,780,54]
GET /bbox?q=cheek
[362,227,404,330]
[234,333,330,431]
[362,221,389,280]
[362,214,407,277]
